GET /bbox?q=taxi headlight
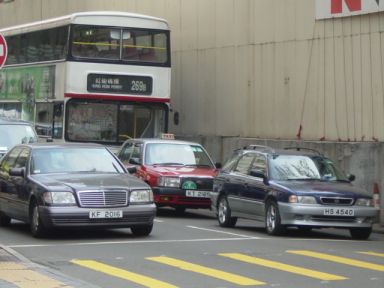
[289,195,317,204]
[157,176,181,188]
[43,192,76,205]
[355,198,373,207]
[130,189,153,203]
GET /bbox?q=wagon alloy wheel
[265,200,285,235]
[30,201,46,238]
[217,196,237,227]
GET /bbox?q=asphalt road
[0,208,383,288]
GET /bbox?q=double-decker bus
[0,11,171,145]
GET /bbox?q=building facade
[0,0,383,223]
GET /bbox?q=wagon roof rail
[283,146,323,156]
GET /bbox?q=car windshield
[144,143,214,167]
[269,155,349,181]
[31,147,125,174]
[0,124,38,148]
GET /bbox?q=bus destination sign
[87,74,153,95]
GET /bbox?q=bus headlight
[157,176,181,188]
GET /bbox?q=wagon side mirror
[250,169,269,185]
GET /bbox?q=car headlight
[289,195,317,204]
[355,198,373,207]
[157,176,181,188]
[43,192,76,205]
[130,189,153,203]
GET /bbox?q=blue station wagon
[211,145,379,240]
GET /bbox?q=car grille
[78,190,128,208]
[181,177,213,190]
[319,197,353,206]
[310,216,356,222]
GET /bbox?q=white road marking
[186,225,265,238]
[8,237,259,248]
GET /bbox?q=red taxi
[116,136,220,213]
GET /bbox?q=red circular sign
[0,34,8,68]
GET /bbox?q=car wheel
[131,224,153,236]
[217,195,237,227]
[0,212,11,226]
[349,227,372,240]
[30,201,46,238]
[265,200,285,235]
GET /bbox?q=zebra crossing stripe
[219,253,346,281]
[146,256,265,286]
[357,251,384,257]
[71,259,177,288]
[287,250,384,272]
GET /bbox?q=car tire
[217,195,237,227]
[265,200,285,235]
[131,224,153,236]
[0,212,11,226]
[349,227,372,240]
[30,201,46,238]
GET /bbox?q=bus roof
[0,11,169,36]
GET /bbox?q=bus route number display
[87,74,153,95]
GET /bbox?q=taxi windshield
[0,124,38,148]
[145,143,214,167]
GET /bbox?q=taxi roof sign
[160,133,175,140]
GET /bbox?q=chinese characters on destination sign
[87,74,153,95]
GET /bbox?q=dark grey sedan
[0,143,156,237]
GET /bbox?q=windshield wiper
[152,162,185,166]
[184,164,212,167]
[286,178,320,181]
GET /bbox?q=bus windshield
[71,25,169,64]
[66,100,167,143]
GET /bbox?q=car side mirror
[215,162,222,169]
[127,166,137,174]
[250,169,269,185]
[129,158,141,165]
[348,174,356,182]
[9,167,25,177]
